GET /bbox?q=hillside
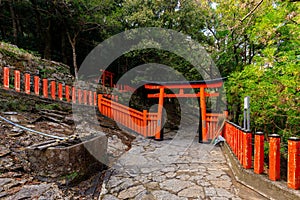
[0,42,74,84]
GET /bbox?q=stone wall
[26,134,107,184]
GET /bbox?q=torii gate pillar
[155,87,164,140]
[200,87,207,142]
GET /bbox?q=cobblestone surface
[99,130,250,200]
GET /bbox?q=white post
[244,96,250,131]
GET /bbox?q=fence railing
[98,94,159,137]
[114,84,136,93]
[222,121,300,190]
[2,66,160,138]
[206,112,227,140]
[2,67,97,106]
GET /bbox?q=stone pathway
[99,130,248,200]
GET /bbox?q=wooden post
[78,89,82,104]
[34,76,39,95]
[200,87,207,142]
[83,90,87,105]
[14,70,20,92]
[89,91,93,105]
[287,137,300,189]
[24,73,30,94]
[72,87,76,103]
[43,79,48,98]
[155,87,164,140]
[58,83,63,100]
[238,127,242,162]
[243,130,252,169]
[269,134,281,181]
[3,67,9,89]
[234,125,238,155]
[51,81,56,100]
[65,85,70,102]
[143,110,147,137]
[98,94,103,113]
[110,74,113,88]
[94,92,97,106]
[254,132,264,174]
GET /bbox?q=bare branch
[240,0,264,22]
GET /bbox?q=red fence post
[3,67,9,89]
[243,130,252,169]
[98,94,102,113]
[88,91,91,105]
[78,89,82,104]
[83,90,87,105]
[43,79,48,98]
[94,92,97,106]
[51,81,56,100]
[234,125,238,156]
[14,70,20,92]
[269,134,281,181]
[288,137,300,189]
[143,110,147,137]
[34,76,40,95]
[65,85,70,102]
[238,127,243,163]
[72,87,76,103]
[24,73,30,94]
[58,83,63,100]
[254,132,264,174]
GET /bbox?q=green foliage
[0,99,28,112]
[0,48,18,59]
[35,103,62,111]
[226,1,300,138]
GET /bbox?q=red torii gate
[144,78,226,142]
[100,69,114,88]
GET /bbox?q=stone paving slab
[99,131,244,200]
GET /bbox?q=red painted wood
[43,79,48,98]
[254,132,264,174]
[269,135,281,181]
[65,85,70,102]
[24,73,30,94]
[34,76,40,95]
[288,137,300,189]
[51,81,56,100]
[14,70,20,92]
[3,67,9,89]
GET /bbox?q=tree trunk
[9,1,17,44]
[44,20,52,59]
[67,32,79,79]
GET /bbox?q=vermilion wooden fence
[222,121,300,190]
[1,67,159,137]
[1,67,98,106]
[98,94,159,137]
[206,112,227,141]
[114,84,135,93]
